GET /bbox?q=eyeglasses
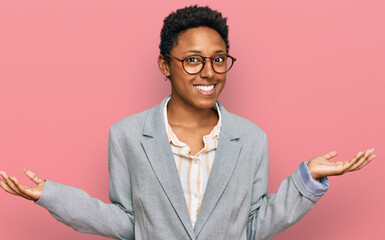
[165,54,237,75]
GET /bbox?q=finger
[354,154,376,171]
[24,169,44,185]
[345,149,372,173]
[368,149,375,158]
[0,179,19,195]
[355,151,365,159]
[1,171,34,199]
[321,151,339,160]
[342,151,364,168]
[355,157,375,171]
[10,177,34,200]
[9,176,34,199]
[0,171,23,195]
[336,151,363,173]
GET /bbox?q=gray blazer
[35,96,323,240]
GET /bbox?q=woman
[0,5,376,240]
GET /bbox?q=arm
[0,126,135,240]
[247,133,375,240]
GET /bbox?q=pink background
[1,0,384,239]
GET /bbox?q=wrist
[307,162,321,180]
[298,162,330,196]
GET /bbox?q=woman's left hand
[307,148,376,180]
[0,169,45,201]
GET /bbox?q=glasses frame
[165,53,237,75]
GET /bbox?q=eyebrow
[183,50,225,54]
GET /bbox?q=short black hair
[160,5,229,64]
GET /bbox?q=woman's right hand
[0,169,45,201]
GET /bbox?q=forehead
[171,26,226,55]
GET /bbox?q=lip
[193,83,217,96]
[193,83,217,86]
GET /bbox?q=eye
[214,56,225,62]
[186,56,199,62]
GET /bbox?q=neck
[167,95,218,128]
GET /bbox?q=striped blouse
[163,96,221,227]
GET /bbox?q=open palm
[0,169,45,201]
[308,148,376,180]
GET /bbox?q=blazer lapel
[193,102,242,236]
[141,97,195,240]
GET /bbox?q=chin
[193,98,218,109]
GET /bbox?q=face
[159,26,227,110]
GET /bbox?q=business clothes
[35,96,328,240]
[163,96,221,227]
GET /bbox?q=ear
[158,54,170,78]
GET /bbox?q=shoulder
[109,106,154,138]
[228,111,266,138]
[218,101,267,145]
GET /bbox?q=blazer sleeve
[247,132,327,240]
[35,126,135,240]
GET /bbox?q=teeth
[194,85,215,92]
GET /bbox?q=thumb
[23,169,44,185]
[321,150,338,160]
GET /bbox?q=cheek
[170,67,195,84]
[219,76,226,88]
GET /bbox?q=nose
[199,58,215,79]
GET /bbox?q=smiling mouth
[193,84,217,95]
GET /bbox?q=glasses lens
[213,54,233,73]
[183,55,204,74]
